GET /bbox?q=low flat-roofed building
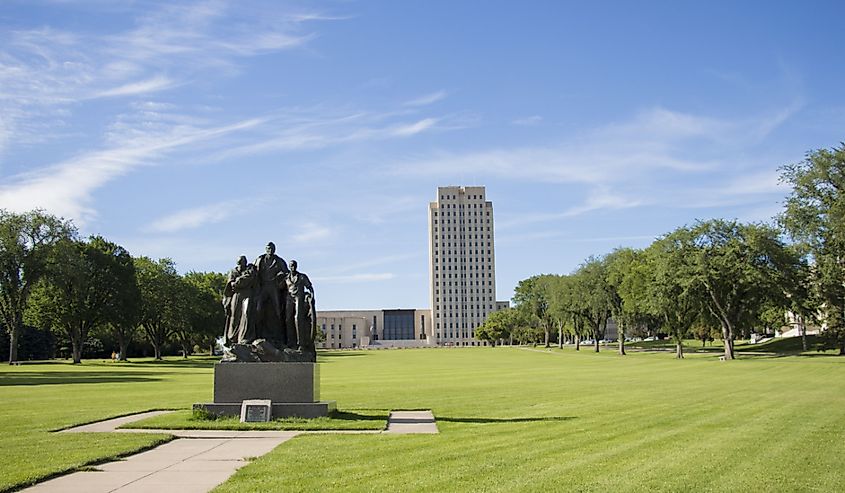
[316,309,433,349]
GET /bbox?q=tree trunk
[676,341,684,359]
[210,342,215,356]
[544,326,550,348]
[153,342,162,360]
[799,317,808,351]
[724,337,735,360]
[618,322,626,356]
[71,337,83,364]
[575,335,580,351]
[119,337,129,361]
[8,321,20,364]
[558,323,563,349]
[594,337,600,353]
[839,342,844,356]
[722,323,735,360]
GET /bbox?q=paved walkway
[386,410,438,434]
[24,409,438,492]
[24,435,295,493]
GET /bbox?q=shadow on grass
[437,416,577,424]
[317,352,367,360]
[124,358,218,368]
[733,351,841,359]
[1,360,73,365]
[0,371,165,386]
[330,410,390,421]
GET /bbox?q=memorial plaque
[240,399,272,422]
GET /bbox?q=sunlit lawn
[218,346,845,492]
[0,357,215,492]
[125,408,388,431]
[1,345,844,492]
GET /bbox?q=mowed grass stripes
[216,348,844,492]
[0,348,843,492]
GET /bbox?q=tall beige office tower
[428,186,497,346]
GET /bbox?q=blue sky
[1,1,844,310]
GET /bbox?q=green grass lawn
[620,334,825,355]
[123,408,388,431]
[1,345,844,492]
[0,357,217,491]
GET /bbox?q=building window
[383,309,415,340]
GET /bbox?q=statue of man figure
[223,256,258,345]
[254,242,290,346]
[285,260,315,353]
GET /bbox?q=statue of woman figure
[284,259,315,353]
[223,256,258,345]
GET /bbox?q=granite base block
[194,401,336,419]
[213,362,319,403]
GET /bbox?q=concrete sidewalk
[386,410,439,434]
[24,409,438,492]
[59,411,172,433]
[23,434,296,493]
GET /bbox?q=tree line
[0,211,225,364]
[477,143,845,359]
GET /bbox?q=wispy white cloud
[0,117,263,223]
[0,1,336,157]
[719,169,786,196]
[659,169,791,210]
[391,118,438,137]
[512,115,543,126]
[117,235,261,271]
[214,109,446,160]
[351,195,423,224]
[145,199,252,233]
[394,106,800,183]
[498,231,658,245]
[0,1,352,222]
[101,2,316,64]
[497,188,643,230]
[95,75,179,98]
[286,12,354,22]
[311,273,396,283]
[392,105,801,217]
[0,111,13,157]
[320,253,422,275]
[737,203,784,224]
[403,90,447,107]
[292,223,333,244]
[560,189,644,217]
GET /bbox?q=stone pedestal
[194,362,335,418]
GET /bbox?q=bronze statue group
[223,242,316,356]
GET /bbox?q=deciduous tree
[135,257,181,360]
[27,236,136,364]
[513,275,555,347]
[688,220,799,360]
[643,231,703,359]
[181,271,226,356]
[780,143,845,355]
[572,258,614,353]
[605,248,649,356]
[476,307,527,346]
[0,210,75,364]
